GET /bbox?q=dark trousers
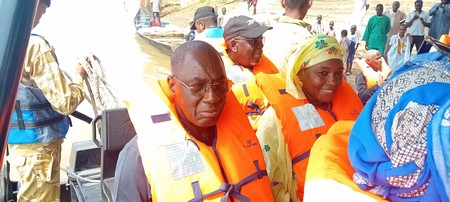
[411,35,432,54]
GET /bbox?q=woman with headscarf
[254,34,363,201]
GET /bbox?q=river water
[27,0,171,181]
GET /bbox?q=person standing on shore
[312,14,325,35]
[326,21,336,38]
[6,0,87,201]
[151,0,161,26]
[351,0,370,28]
[217,7,228,28]
[428,0,450,41]
[249,0,258,15]
[383,1,406,45]
[385,23,412,72]
[346,25,359,75]
[340,29,351,73]
[405,0,431,54]
[362,4,390,56]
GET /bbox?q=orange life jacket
[253,54,279,75]
[305,121,388,201]
[136,79,274,202]
[223,53,279,131]
[439,34,450,45]
[255,73,363,200]
[355,58,391,89]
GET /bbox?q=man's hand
[75,63,87,80]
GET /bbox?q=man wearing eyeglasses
[222,15,279,131]
[114,41,274,201]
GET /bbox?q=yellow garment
[286,35,344,99]
[7,139,63,202]
[257,107,298,202]
[304,121,387,202]
[397,37,405,55]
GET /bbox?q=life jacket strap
[246,102,265,116]
[278,89,287,95]
[292,133,325,165]
[292,150,310,165]
[191,181,203,202]
[10,114,66,129]
[18,102,51,110]
[70,110,92,124]
[189,181,224,202]
[14,100,25,130]
[151,113,171,123]
[188,160,267,202]
[242,84,249,97]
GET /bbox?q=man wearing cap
[221,15,279,131]
[190,6,225,56]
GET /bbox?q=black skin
[406,1,430,28]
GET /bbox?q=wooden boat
[134,8,186,56]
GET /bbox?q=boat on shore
[134,8,186,56]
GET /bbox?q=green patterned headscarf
[286,34,344,99]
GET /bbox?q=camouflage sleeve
[28,37,84,115]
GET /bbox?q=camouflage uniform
[7,34,84,202]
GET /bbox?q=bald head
[365,50,382,71]
[171,41,223,74]
[365,50,379,59]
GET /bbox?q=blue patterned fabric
[348,51,450,201]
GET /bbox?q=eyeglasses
[235,36,264,47]
[172,75,232,95]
